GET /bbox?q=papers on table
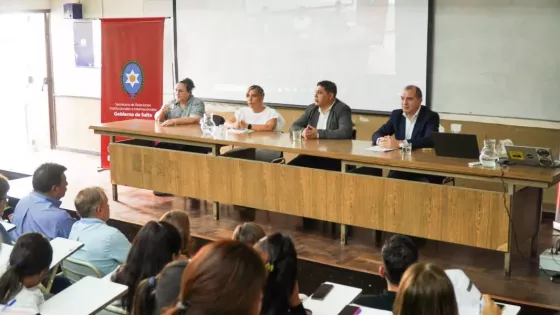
[365,146,395,152]
[226,128,254,134]
[1,221,15,232]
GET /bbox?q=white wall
[48,0,560,153]
[0,0,49,12]
[50,0,173,152]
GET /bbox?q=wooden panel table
[90,119,560,275]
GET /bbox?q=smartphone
[310,283,334,300]
[338,305,361,315]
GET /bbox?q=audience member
[10,163,75,240]
[353,235,418,311]
[0,175,13,243]
[232,222,266,245]
[69,186,131,276]
[255,233,305,315]
[164,240,266,315]
[393,262,458,315]
[393,262,502,315]
[160,210,192,257]
[0,233,52,312]
[111,221,182,313]
[132,259,188,315]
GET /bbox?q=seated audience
[225,85,285,132]
[164,240,266,315]
[132,259,188,315]
[232,222,266,245]
[393,262,502,315]
[111,221,182,313]
[160,210,192,257]
[289,80,353,172]
[0,175,13,243]
[69,186,131,276]
[255,233,306,315]
[11,163,75,240]
[368,85,442,182]
[0,233,52,312]
[353,235,418,311]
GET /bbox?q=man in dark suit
[289,80,353,171]
[372,85,440,182]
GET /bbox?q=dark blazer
[372,106,439,149]
[290,99,353,139]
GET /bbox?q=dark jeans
[51,275,72,294]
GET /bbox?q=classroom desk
[90,119,560,275]
[39,276,128,315]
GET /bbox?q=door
[0,12,52,152]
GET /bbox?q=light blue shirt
[69,218,131,276]
[10,192,76,241]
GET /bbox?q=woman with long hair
[255,233,305,315]
[0,233,53,312]
[394,263,502,315]
[160,210,192,257]
[112,220,182,313]
[164,240,266,315]
[132,259,188,315]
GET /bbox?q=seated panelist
[154,78,205,127]
[288,80,353,172]
[152,78,207,196]
[373,85,439,150]
[222,85,284,163]
[368,85,442,183]
[224,85,285,132]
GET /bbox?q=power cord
[497,163,560,282]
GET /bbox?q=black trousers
[155,142,210,154]
[287,155,342,171]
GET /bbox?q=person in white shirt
[225,85,284,132]
[223,85,285,164]
[69,187,131,276]
[0,233,52,312]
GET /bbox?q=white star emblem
[125,69,140,88]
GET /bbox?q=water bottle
[200,113,216,135]
[479,139,498,168]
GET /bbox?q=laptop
[505,145,560,168]
[431,132,480,160]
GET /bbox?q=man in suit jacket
[371,85,441,182]
[289,80,353,171]
[290,81,353,139]
[373,85,439,150]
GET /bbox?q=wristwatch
[248,124,252,130]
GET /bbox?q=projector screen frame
[171,0,434,116]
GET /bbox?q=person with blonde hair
[160,210,192,257]
[69,186,130,276]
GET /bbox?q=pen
[1,298,16,312]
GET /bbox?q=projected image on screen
[176,0,428,112]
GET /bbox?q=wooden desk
[90,119,560,275]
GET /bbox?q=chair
[61,257,102,283]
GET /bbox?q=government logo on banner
[121,60,144,99]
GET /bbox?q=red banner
[100,18,164,168]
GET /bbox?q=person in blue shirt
[10,163,75,241]
[69,186,131,276]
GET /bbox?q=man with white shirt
[371,85,440,181]
[69,187,130,276]
[288,81,353,171]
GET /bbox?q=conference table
[90,119,560,276]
